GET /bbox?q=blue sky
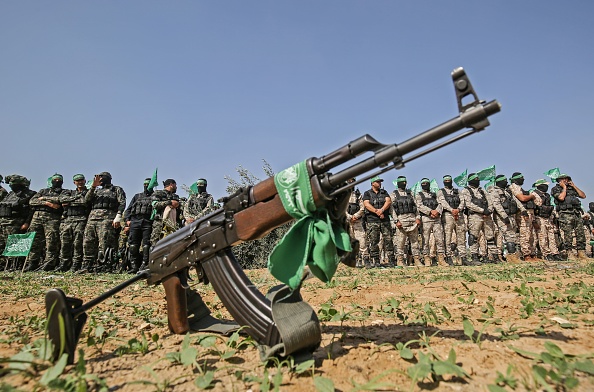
[1,1,593,202]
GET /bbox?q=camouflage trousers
[60,217,87,268]
[585,226,594,256]
[493,215,518,247]
[534,216,558,257]
[558,211,586,251]
[27,212,61,267]
[421,216,445,255]
[366,221,394,261]
[83,219,118,267]
[442,212,467,258]
[348,220,368,261]
[467,213,498,256]
[393,214,421,257]
[0,218,27,268]
[515,210,536,257]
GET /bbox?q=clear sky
[1,1,593,203]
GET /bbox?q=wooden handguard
[162,274,189,334]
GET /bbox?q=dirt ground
[1,260,594,391]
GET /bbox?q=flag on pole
[544,168,560,181]
[477,165,496,181]
[147,168,158,192]
[2,232,36,257]
[454,169,468,187]
[429,179,439,194]
[410,181,422,195]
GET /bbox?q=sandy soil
[1,260,594,391]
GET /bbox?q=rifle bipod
[45,270,149,364]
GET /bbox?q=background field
[1,260,594,391]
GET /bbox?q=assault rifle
[45,67,500,364]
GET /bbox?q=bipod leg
[45,270,149,364]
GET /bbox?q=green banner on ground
[2,232,36,257]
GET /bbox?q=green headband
[510,173,524,180]
[395,177,407,183]
[495,175,507,182]
[420,178,430,183]
[443,176,452,181]
[51,174,63,180]
[73,174,85,181]
[468,174,479,181]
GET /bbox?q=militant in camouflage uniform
[346,183,368,267]
[81,172,126,273]
[509,172,538,261]
[27,174,67,271]
[390,176,422,267]
[183,178,215,225]
[551,174,589,261]
[151,179,180,245]
[124,178,155,273]
[0,175,36,271]
[57,174,90,272]
[460,173,499,265]
[415,178,448,267]
[531,179,560,261]
[363,176,395,268]
[437,175,467,265]
[583,202,594,257]
[488,175,523,263]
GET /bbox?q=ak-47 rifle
[45,67,500,364]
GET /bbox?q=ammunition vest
[130,192,154,217]
[91,186,119,211]
[32,188,64,216]
[347,202,360,216]
[347,191,361,215]
[499,187,518,216]
[521,189,536,209]
[364,188,390,222]
[465,186,488,212]
[440,188,460,209]
[419,191,438,215]
[63,189,90,218]
[533,189,554,218]
[0,190,36,219]
[553,185,582,212]
[393,189,417,215]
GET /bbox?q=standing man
[363,176,395,268]
[124,178,155,273]
[57,174,90,272]
[488,175,523,263]
[460,173,499,265]
[551,174,589,261]
[415,178,448,267]
[390,176,422,267]
[346,180,368,267]
[81,172,126,273]
[184,178,215,225]
[437,174,467,265]
[27,174,67,271]
[0,175,36,271]
[532,179,560,261]
[509,172,538,261]
[584,202,594,257]
[151,179,180,245]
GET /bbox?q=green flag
[2,232,36,257]
[544,167,560,181]
[410,181,422,195]
[454,169,468,187]
[484,179,495,190]
[147,168,158,192]
[477,165,496,181]
[189,182,198,195]
[429,179,439,194]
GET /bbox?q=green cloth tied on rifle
[268,160,351,290]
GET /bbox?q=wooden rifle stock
[162,274,190,334]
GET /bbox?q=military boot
[576,250,590,261]
[23,260,39,272]
[437,254,449,267]
[413,255,424,267]
[55,260,70,272]
[70,261,81,272]
[463,254,482,266]
[423,255,433,267]
[506,252,522,264]
[396,255,406,268]
[138,245,150,271]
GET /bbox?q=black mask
[513,178,524,186]
[99,176,111,186]
[421,183,430,192]
[197,186,206,194]
[496,180,508,189]
[397,182,406,190]
[589,202,594,213]
[51,180,63,189]
[10,184,26,192]
[443,181,453,189]
[536,184,548,193]
[468,179,480,188]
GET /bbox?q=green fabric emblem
[268,160,352,290]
